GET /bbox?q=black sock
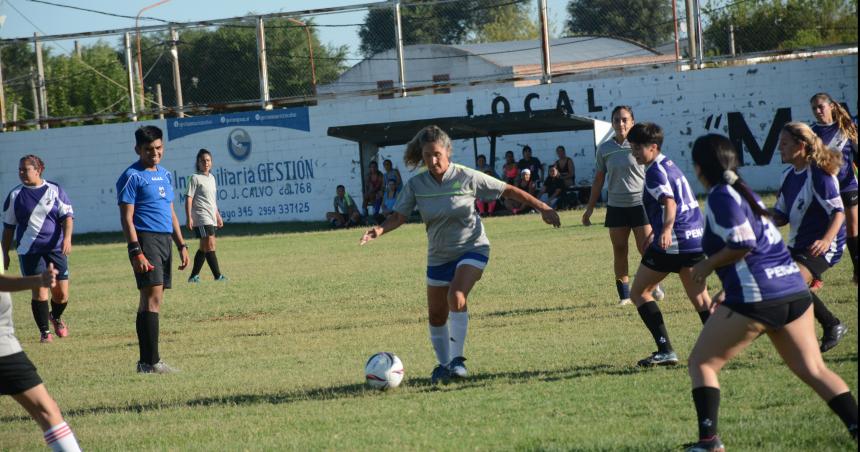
[811,292,839,329]
[828,392,859,438]
[698,310,710,325]
[144,312,160,365]
[135,312,149,364]
[190,250,206,277]
[50,300,67,320]
[205,251,221,279]
[847,236,858,277]
[31,299,49,333]
[692,387,720,440]
[615,279,630,300]
[637,302,672,353]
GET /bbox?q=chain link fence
[0,0,856,130]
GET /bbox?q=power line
[24,0,169,23]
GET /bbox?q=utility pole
[29,66,39,129]
[684,0,697,68]
[34,33,49,128]
[394,1,407,98]
[256,16,271,110]
[124,32,138,121]
[538,0,552,84]
[0,49,6,132]
[169,27,185,118]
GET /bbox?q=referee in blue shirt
[116,126,189,374]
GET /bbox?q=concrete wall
[0,54,856,233]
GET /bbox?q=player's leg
[22,255,52,342]
[796,259,847,352]
[842,194,858,284]
[447,262,485,378]
[48,253,70,338]
[12,384,81,452]
[608,226,633,305]
[189,227,207,282]
[633,222,665,301]
[427,284,451,384]
[678,266,712,324]
[630,261,675,366]
[203,232,223,280]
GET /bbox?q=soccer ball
[364,352,404,390]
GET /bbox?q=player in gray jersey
[360,125,560,384]
[185,149,226,283]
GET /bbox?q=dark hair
[20,154,45,173]
[522,145,532,154]
[135,125,163,147]
[336,184,345,190]
[692,134,769,218]
[195,149,212,172]
[404,125,451,169]
[504,150,515,161]
[477,154,486,162]
[556,145,566,153]
[611,105,634,121]
[627,122,663,149]
[383,159,393,167]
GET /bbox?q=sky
[0,0,572,59]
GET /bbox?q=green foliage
[1,42,38,122]
[45,42,130,119]
[703,0,859,56]
[566,0,673,48]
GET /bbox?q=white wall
[0,54,856,233]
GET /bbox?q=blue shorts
[19,251,69,281]
[426,252,489,287]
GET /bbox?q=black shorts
[790,249,830,281]
[193,225,217,239]
[641,248,706,274]
[841,190,859,207]
[133,231,172,290]
[605,205,649,228]
[19,252,69,281]
[0,352,42,396]
[724,291,812,329]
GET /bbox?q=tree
[566,0,673,48]
[470,3,540,43]
[703,0,858,56]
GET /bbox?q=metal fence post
[256,16,271,110]
[169,27,185,118]
[694,0,705,67]
[155,83,165,119]
[729,23,736,57]
[29,66,39,128]
[11,103,18,132]
[0,49,6,132]
[124,32,138,121]
[34,33,49,128]
[538,0,552,84]
[684,0,698,68]
[394,1,407,98]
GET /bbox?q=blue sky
[0,0,572,58]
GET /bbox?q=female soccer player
[627,122,711,367]
[810,93,857,284]
[360,125,560,384]
[686,134,857,451]
[1,248,81,451]
[774,122,848,353]
[582,106,664,305]
[185,149,226,283]
[2,155,74,343]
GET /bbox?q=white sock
[44,422,81,452]
[429,323,450,366]
[448,310,469,361]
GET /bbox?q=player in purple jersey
[775,122,849,353]
[685,134,857,451]
[810,93,858,284]
[626,123,712,368]
[2,155,74,343]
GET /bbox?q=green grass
[1,205,856,451]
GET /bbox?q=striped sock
[44,422,81,452]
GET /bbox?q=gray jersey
[595,139,645,207]
[394,164,507,266]
[187,173,218,226]
[0,245,23,357]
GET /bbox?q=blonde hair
[810,93,858,145]
[404,125,451,169]
[782,121,843,175]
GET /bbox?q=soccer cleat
[188,275,200,283]
[618,298,632,306]
[215,275,228,282]
[448,356,468,379]
[685,436,725,452]
[820,322,849,353]
[430,364,450,385]
[40,331,53,343]
[137,361,179,374]
[652,284,665,302]
[50,315,68,338]
[637,350,679,367]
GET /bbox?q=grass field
[1,205,857,451]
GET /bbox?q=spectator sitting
[554,145,575,188]
[517,145,543,183]
[326,185,362,228]
[501,150,518,184]
[539,165,566,209]
[505,168,537,214]
[375,179,401,224]
[362,161,384,216]
[475,154,498,179]
[382,159,402,190]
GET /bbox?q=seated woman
[505,169,537,214]
[375,179,401,224]
[539,165,566,209]
[501,151,519,184]
[326,185,362,228]
[554,145,576,188]
[362,161,384,216]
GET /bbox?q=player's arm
[1,226,13,270]
[659,196,676,250]
[502,184,560,228]
[170,203,190,269]
[0,265,56,292]
[809,210,845,257]
[61,216,73,256]
[184,194,194,231]
[691,247,750,283]
[360,212,408,245]
[120,203,152,274]
[582,170,605,226]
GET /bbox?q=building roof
[448,36,660,68]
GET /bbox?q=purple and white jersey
[811,122,858,193]
[2,181,74,255]
[703,184,807,304]
[774,165,846,266]
[643,154,704,254]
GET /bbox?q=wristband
[178,244,188,251]
[127,242,143,257]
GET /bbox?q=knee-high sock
[205,251,221,279]
[44,422,81,452]
[429,323,450,366]
[637,302,672,353]
[144,311,160,365]
[448,311,469,360]
[847,236,858,277]
[50,300,67,320]
[136,312,149,364]
[615,279,630,301]
[190,250,206,277]
[827,392,858,437]
[692,387,720,440]
[811,292,839,328]
[31,299,50,333]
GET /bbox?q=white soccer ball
[364,352,404,390]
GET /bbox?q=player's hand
[216,217,224,229]
[691,259,712,284]
[40,263,58,288]
[131,254,155,273]
[178,247,190,270]
[360,226,382,245]
[709,290,725,315]
[808,239,830,257]
[659,230,672,250]
[186,219,194,232]
[541,208,561,228]
[581,207,593,226]
[61,238,73,256]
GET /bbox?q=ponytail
[782,121,842,175]
[404,125,451,169]
[691,134,769,218]
[810,92,858,145]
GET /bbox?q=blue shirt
[775,164,845,266]
[811,122,858,193]
[643,154,704,254]
[3,181,74,255]
[116,162,175,234]
[703,184,807,304]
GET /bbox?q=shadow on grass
[74,221,336,246]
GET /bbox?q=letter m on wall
[727,108,792,166]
